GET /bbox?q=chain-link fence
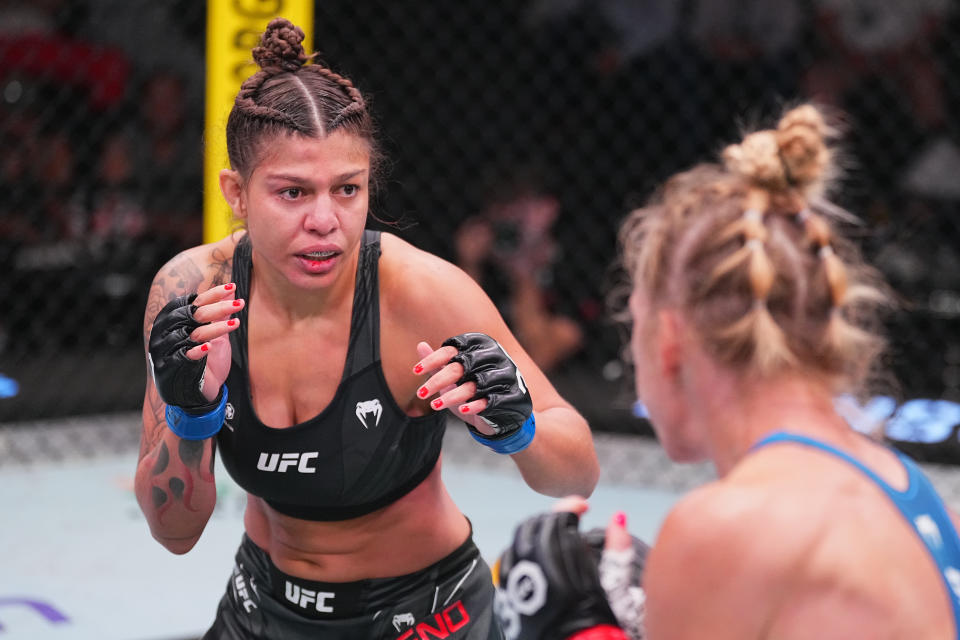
[2,2,959,459]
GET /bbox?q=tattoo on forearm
[152,442,170,475]
[179,440,205,468]
[139,387,167,459]
[140,247,227,526]
[152,487,168,508]
[168,477,185,500]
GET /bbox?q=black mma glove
[494,511,622,640]
[148,294,221,414]
[442,332,533,440]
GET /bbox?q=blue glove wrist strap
[470,414,536,454]
[165,386,228,440]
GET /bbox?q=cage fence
[1,1,959,463]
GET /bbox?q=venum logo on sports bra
[257,452,319,473]
[355,398,382,429]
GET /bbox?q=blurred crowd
[0,0,205,352]
[1,0,959,418]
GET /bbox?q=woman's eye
[339,184,360,197]
[281,187,302,199]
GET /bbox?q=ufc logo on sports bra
[257,452,319,473]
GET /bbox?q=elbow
[153,531,202,555]
[522,459,599,498]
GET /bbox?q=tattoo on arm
[143,253,205,344]
[139,385,167,459]
[168,477,185,500]
[152,487,168,508]
[179,440,205,468]
[209,247,233,286]
[141,250,211,456]
[169,258,205,295]
[151,442,170,475]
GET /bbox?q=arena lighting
[634,395,960,445]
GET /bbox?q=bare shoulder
[379,232,482,300]
[378,231,504,341]
[143,232,242,337]
[643,481,801,638]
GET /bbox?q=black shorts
[202,532,504,640]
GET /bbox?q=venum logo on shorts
[284,581,335,613]
[356,398,383,429]
[393,612,416,632]
[393,600,470,639]
[256,451,319,473]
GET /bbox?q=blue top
[752,431,960,636]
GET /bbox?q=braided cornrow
[225,17,379,180]
[620,104,889,390]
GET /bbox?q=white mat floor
[0,421,682,640]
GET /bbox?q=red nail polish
[614,511,627,527]
[200,344,209,353]
[233,300,242,307]
[459,405,470,414]
[431,398,443,410]
[417,387,429,398]
[224,283,234,291]
[413,364,424,374]
[228,319,238,327]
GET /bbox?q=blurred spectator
[523,0,679,74]
[134,69,203,246]
[455,177,584,372]
[86,127,149,241]
[688,0,805,62]
[804,0,952,133]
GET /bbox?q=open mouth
[300,250,339,261]
[297,249,341,272]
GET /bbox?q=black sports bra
[217,232,447,520]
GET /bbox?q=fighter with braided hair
[134,18,598,639]
[494,103,960,639]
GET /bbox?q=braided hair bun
[722,104,834,198]
[253,18,309,73]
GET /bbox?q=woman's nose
[303,198,337,234]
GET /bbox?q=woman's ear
[219,169,245,219]
[656,309,683,383]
